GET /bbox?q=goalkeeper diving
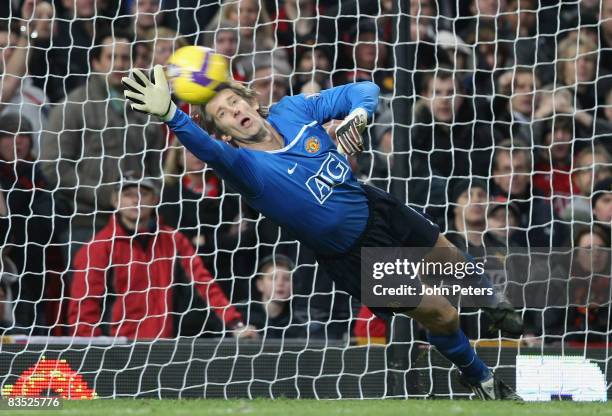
[122,65,522,400]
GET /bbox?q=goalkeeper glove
[122,64,177,122]
[335,108,368,156]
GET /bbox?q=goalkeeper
[122,65,521,400]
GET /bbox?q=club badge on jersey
[304,137,321,154]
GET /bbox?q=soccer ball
[166,46,230,104]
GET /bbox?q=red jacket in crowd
[67,216,242,339]
[353,306,387,341]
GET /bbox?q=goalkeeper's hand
[335,108,368,156]
[122,64,177,121]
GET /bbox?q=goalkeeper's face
[205,89,266,143]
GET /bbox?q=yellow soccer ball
[166,46,230,104]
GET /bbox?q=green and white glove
[122,64,177,122]
[335,107,368,156]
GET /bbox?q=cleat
[459,371,523,401]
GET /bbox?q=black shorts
[316,184,440,321]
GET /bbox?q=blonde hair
[557,32,597,86]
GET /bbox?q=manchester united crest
[304,137,321,154]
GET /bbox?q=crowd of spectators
[0,0,610,346]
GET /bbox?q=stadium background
[0,0,611,401]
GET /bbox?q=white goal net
[0,0,610,400]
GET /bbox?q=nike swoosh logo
[288,163,297,174]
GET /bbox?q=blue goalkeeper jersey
[166,82,380,254]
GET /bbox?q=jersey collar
[265,120,317,154]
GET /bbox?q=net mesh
[0,0,610,399]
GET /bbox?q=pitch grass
[8,399,612,416]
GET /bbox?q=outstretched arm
[122,65,263,198]
[293,82,380,155]
[303,81,380,124]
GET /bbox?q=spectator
[249,54,291,108]
[235,0,274,54]
[202,20,247,82]
[201,0,238,39]
[491,140,532,199]
[131,0,165,40]
[0,114,54,332]
[565,226,611,345]
[14,0,54,95]
[604,89,612,125]
[40,30,164,264]
[161,0,219,40]
[465,24,510,101]
[275,0,318,48]
[211,20,237,58]
[592,177,612,224]
[68,172,255,339]
[557,32,603,110]
[211,1,290,99]
[203,0,275,58]
[490,139,561,246]
[143,26,188,67]
[408,71,491,223]
[445,178,506,254]
[435,30,472,76]
[547,32,612,139]
[600,0,612,75]
[133,41,152,71]
[531,224,610,343]
[237,254,306,339]
[47,0,106,101]
[486,197,523,247]
[599,89,612,155]
[459,0,503,47]
[292,43,333,93]
[410,0,438,38]
[501,0,537,47]
[559,0,600,35]
[569,145,612,222]
[0,187,5,217]
[410,0,438,83]
[342,18,394,94]
[0,0,52,155]
[533,116,574,217]
[500,0,555,85]
[0,254,19,333]
[494,68,540,144]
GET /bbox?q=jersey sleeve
[166,108,263,198]
[287,81,380,125]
